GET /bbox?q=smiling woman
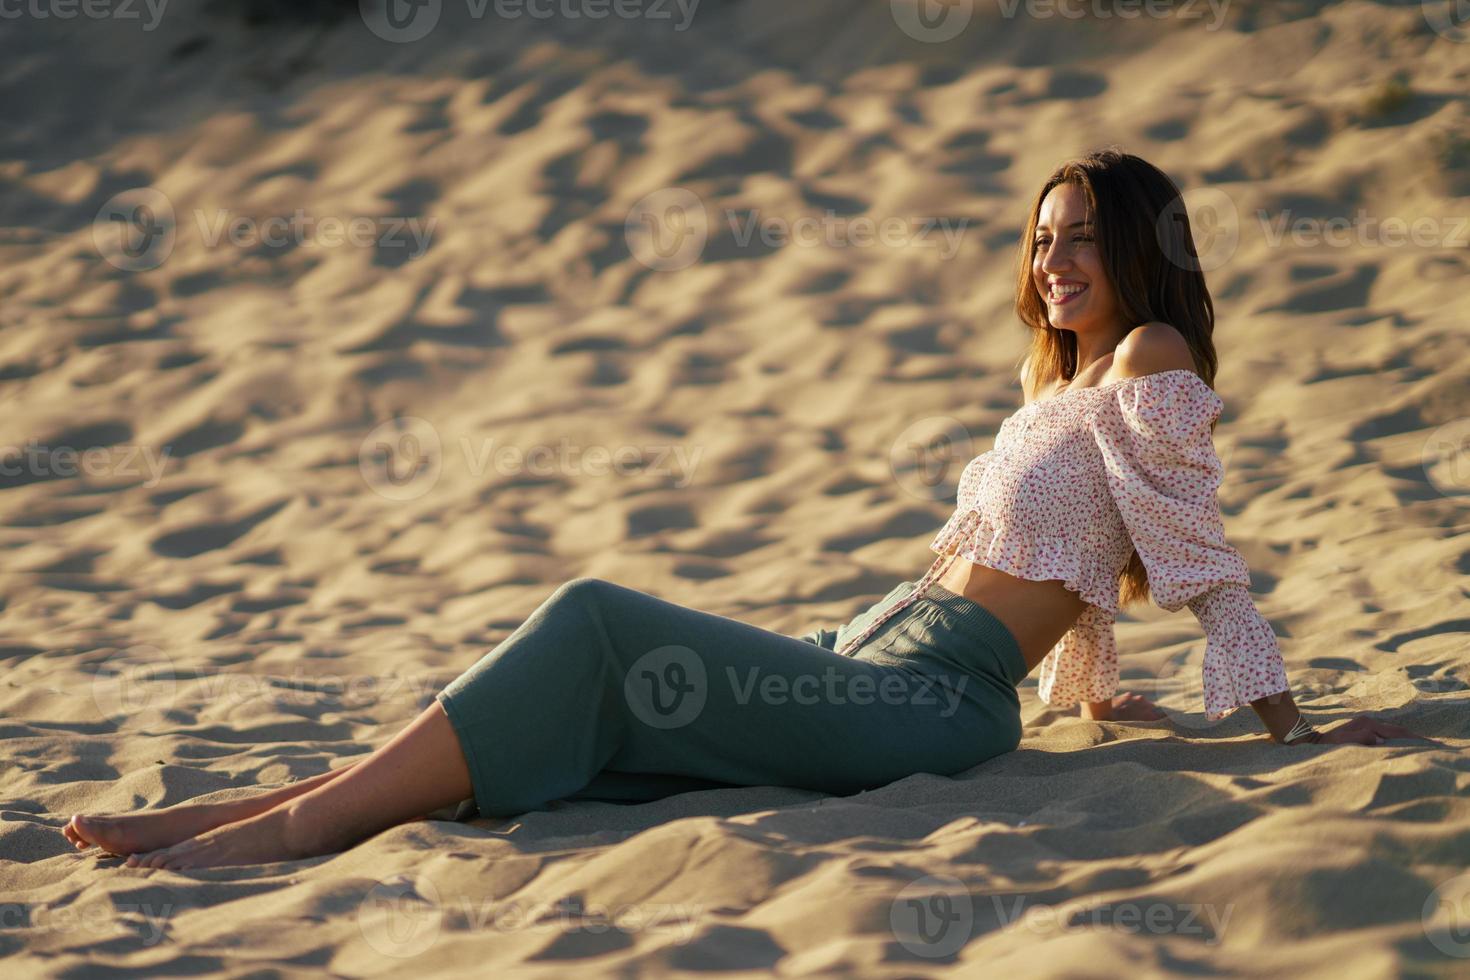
[913,148,1424,745]
[61,148,1432,873]
[1018,150,1224,620]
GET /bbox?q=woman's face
[1031,182,1123,339]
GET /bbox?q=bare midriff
[930,366,1121,675]
[934,557,1090,674]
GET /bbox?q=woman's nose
[1038,239,1071,272]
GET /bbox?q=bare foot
[1109,692,1166,721]
[65,804,240,857]
[1081,692,1167,722]
[125,805,309,870]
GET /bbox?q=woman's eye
[1034,234,1092,249]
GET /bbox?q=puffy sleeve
[1090,373,1290,721]
[1036,603,1119,710]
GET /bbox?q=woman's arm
[1082,333,1438,746]
[1250,689,1431,745]
[1085,688,1432,745]
[1251,688,1319,742]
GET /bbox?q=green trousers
[436,577,1026,818]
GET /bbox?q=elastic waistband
[912,581,1028,687]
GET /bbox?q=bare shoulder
[1114,322,1197,379]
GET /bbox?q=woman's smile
[1047,279,1088,305]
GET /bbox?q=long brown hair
[1014,148,1221,609]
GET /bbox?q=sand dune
[2,0,1469,975]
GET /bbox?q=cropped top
[833,368,1290,721]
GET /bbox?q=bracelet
[1281,713,1319,745]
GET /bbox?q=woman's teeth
[1050,284,1086,304]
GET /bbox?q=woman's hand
[1307,715,1442,746]
[1082,692,1167,722]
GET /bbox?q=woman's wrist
[1279,712,1321,745]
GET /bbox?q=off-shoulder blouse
[833,368,1290,721]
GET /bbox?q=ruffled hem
[1037,678,1122,711]
[1196,593,1291,721]
[1033,602,1119,709]
[1035,657,1120,710]
[926,507,1121,614]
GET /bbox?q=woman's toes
[128,850,160,869]
[154,845,185,868]
[72,815,103,846]
[156,846,191,870]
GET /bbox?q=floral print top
[834,369,1290,721]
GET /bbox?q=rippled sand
[2,1,1469,975]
